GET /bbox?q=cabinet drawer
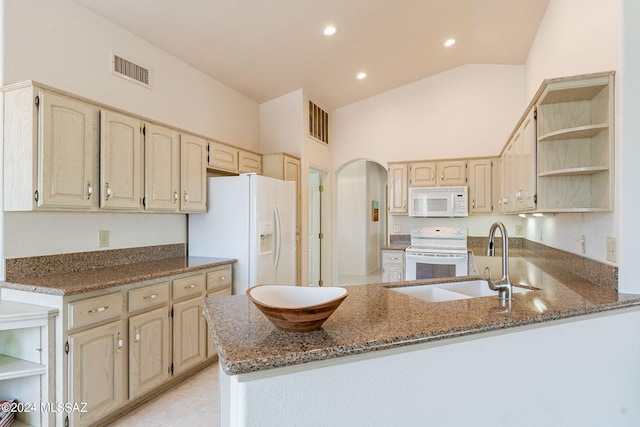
[68,292,124,330]
[129,281,170,312]
[207,267,232,291]
[382,251,405,265]
[172,273,205,300]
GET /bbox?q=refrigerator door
[273,178,296,285]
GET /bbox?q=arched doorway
[335,159,387,285]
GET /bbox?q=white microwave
[408,186,468,217]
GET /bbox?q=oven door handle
[406,252,467,258]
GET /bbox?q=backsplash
[5,244,185,281]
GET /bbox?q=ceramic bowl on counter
[246,285,348,332]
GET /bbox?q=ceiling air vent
[308,99,329,144]
[111,52,151,88]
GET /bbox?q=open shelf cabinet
[535,72,614,212]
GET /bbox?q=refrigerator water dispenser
[259,221,274,254]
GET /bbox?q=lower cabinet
[382,250,405,283]
[172,296,207,375]
[129,306,170,399]
[67,320,126,427]
[54,264,233,426]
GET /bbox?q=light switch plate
[393,224,401,233]
[99,230,110,248]
[606,237,616,262]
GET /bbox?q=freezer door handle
[274,205,282,271]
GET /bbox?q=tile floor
[337,268,382,286]
[107,362,219,427]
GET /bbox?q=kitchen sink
[389,279,533,303]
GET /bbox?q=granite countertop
[0,256,234,296]
[203,252,640,376]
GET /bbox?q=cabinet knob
[105,183,112,200]
[86,181,93,199]
[183,191,189,203]
[134,327,141,345]
[173,191,178,204]
[116,333,123,352]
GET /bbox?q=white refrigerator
[188,173,296,295]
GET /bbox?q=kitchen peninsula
[204,251,640,427]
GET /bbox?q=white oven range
[405,226,468,281]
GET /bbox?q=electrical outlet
[606,237,616,262]
[99,230,110,248]
[393,224,402,233]
[515,224,523,236]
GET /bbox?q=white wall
[331,64,526,168]
[522,0,621,268]
[223,309,640,427]
[336,161,367,275]
[365,162,386,272]
[1,0,260,262]
[259,90,303,156]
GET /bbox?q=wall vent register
[111,52,151,88]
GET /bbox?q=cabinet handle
[185,283,197,289]
[173,191,178,204]
[143,294,158,300]
[105,183,112,200]
[213,276,226,281]
[431,173,434,180]
[183,191,189,203]
[86,181,93,199]
[116,332,123,352]
[134,327,141,345]
[88,305,109,313]
[441,171,444,181]
[472,199,476,209]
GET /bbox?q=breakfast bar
[203,253,640,427]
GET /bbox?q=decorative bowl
[246,285,349,332]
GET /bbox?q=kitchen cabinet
[171,272,207,375]
[3,84,100,211]
[468,158,494,214]
[436,160,467,186]
[408,160,467,187]
[408,161,436,187]
[128,281,170,400]
[238,149,262,174]
[67,320,126,427]
[208,141,238,173]
[535,72,614,212]
[262,153,302,284]
[100,109,143,211]
[388,163,408,214]
[381,249,405,282]
[205,267,233,357]
[0,301,57,427]
[180,133,207,213]
[514,108,537,211]
[144,123,180,212]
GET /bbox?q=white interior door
[308,170,322,286]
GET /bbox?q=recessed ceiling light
[357,72,367,80]
[444,38,456,47]
[324,26,336,36]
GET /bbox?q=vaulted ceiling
[73,0,549,110]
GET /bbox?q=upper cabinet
[468,159,494,214]
[4,86,100,211]
[100,109,143,211]
[180,133,207,213]
[408,160,467,187]
[144,123,180,212]
[408,161,436,187]
[208,141,238,173]
[535,72,614,212]
[437,160,467,186]
[238,150,262,174]
[388,163,408,214]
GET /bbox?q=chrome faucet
[484,222,512,300]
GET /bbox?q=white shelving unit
[0,301,57,427]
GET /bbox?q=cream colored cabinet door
[100,110,142,211]
[436,160,467,186]
[180,133,207,213]
[381,250,405,282]
[515,108,537,211]
[129,307,170,399]
[388,163,408,214]
[238,150,262,174]
[38,90,99,210]
[67,320,125,426]
[408,161,436,187]
[172,297,207,375]
[144,123,180,211]
[208,141,238,173]
[501,141,515,213]
[468,159,493,214]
